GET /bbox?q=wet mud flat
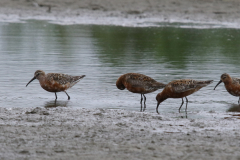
[0,0,240,27]
[1,107,240,159]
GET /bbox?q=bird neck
[156,91,168,104]
[37,74,46,82]
[223,78,232,85]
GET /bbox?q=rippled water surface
[1,20,240,118]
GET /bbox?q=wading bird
[156,79,213,114]
[214,73,240,103]
[26,70,85,100]
[116,73,166,112]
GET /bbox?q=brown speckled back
[120,73,166,94]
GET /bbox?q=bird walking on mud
[156,79,213,114]
[116,73,166,112]
[26,70,85,100]
[214,73,240,104]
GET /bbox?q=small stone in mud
[209,110,215,113]
[75,134,81,137]
[25,107,49,115]
[36,150,45,154]
[93,112,103,116]
[148,147,155,150]
[19,150,30,154]
[54,148,65,153]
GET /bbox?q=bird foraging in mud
[116,73,166,112]
[156,79,213,114]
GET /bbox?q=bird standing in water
[156,79,213,114]
[214,73,240,104]
[116,73,166,112]
[26,70,85,100]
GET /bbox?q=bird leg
[140,94,143,112]
[179,98,184,113]
[185,97,188,111]
[143,94,146,112]
[64,91,70,100]
[238,97,240,104]
[55,92,57,100]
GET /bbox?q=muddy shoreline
[0,0,240,27]
[1,107,240,159]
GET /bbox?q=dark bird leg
[179,98,184,113]
[64,91,70,100]
[143,94,146,112]
[140,94,143,112]
[238,97,240,104]
[185,97,188,111]
[55,92,57,100]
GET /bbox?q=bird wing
[171,79,213,93]
[126,73,157,88]
[232,77,240,85]
[48,73,84,85]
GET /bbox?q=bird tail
[70,75,85,87]
[155,82,166,89]
[78,75,86,79]
[196,80,213,86]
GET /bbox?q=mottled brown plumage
[214,73,240,103]
[156,79,213,114]
[26,70,85,100]
[116,73,166,111]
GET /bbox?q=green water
[1,20,240,118]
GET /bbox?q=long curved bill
[156,102,160,114]
[213,80,222,90]
[26,76,37,87]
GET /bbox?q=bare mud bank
[0,0,240,27]
[1,107,240,159]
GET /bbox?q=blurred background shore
[0,0,239,26]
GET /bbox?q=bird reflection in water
[227,104,240,112]
[181,111,188,119]
[44,100,69,108]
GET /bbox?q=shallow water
[1,20,240,118]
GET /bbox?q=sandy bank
[1,107,240,159]
[0,0,240,27]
